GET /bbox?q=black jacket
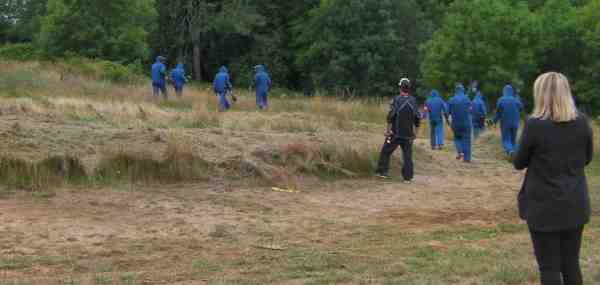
[513,115,594,232]
[387,94,421,139]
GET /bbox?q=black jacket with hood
[387,91,421,140]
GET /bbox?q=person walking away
[170,63,187,97]
[213,66,233,112]
[253,65,272,110]
[424,89,448,150]
[151,56,168,99]
[513,72,593,285]
[472,90,487,139]
[493,84,523,155]
[448,84,473,162]
[375,78,421,183]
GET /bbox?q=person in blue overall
[170,63,187,97]
[213,66,233,112]
[151,56,168,99]
[472,89,487,139]
[448,84,473,162]
[424,90,448,150]
[253,65,272,110]
[493,84,523,155]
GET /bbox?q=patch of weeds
[31,191,55,199]
[59,278,80,285]
[96,263,113,273]
[158,99,193,111]
[280,248,343,279]
[94,275,113,285]
[430,227,501,242]
[0,259,26,270]
[269,119,318,133]
[497,223,526,234]
[208,280,263,285]
[0,156,87,191]
[96,137,210,184]
[192,260,223,272]
[65,111,102,124]
[488,263,535,285]
[315,144,378,178]
[304,271,353,285]
[119,273,136,285]
[0,68,48,96]
[178,115,221,129]
[444,248,493,276]
[0,281,34,285]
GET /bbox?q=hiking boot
[403,179,412,184]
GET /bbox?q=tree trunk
[193,43,202,81]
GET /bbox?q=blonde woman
[513,72,594,285]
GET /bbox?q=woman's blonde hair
[531,72,578,122]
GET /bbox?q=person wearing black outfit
[513,72,594,285]
[375,78,421,183]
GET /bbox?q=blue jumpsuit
[472,92,487,139]
[213,66,233,111]
[151,56,167,98]
[448,85,473,162]
[254,65,272,109]
[170,63,186,97]
[494,85,523,154]
[425,90,448,149]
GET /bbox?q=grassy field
[0,59,598,285]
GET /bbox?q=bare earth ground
[0,89,598,283]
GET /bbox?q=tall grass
[0,156,86,191]
[260,141,380,180]
[96,134,210,184]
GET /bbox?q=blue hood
[474,93,483,101]
[155,56,164,63]
[503,85,514,97]
[219,66,228,73]
[455,85,466,96]
[176,63,184,70]
[255,65,266,73]
[430,89,440,98]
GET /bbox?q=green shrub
[100,60,136,83]
[0,43,39,61]
[0,67,47,97]
[62,56,139,83]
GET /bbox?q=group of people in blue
[153,58,523,162]
[150,56,272,111]
[424,82,523,163]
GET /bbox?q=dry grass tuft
[96,134,210,184]
[0,155,86,191]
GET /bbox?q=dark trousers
[376,137,414,180]
[529,227,584,285]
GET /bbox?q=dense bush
[421,0,600,114]
[0,43,39,61]
[62,56,140,83]
[295,0,431,96]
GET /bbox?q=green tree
[295,0,431,96]
[420,0,537,101]
[38,0,156,63]
[573,0,600,113]
[153,0,264,81]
